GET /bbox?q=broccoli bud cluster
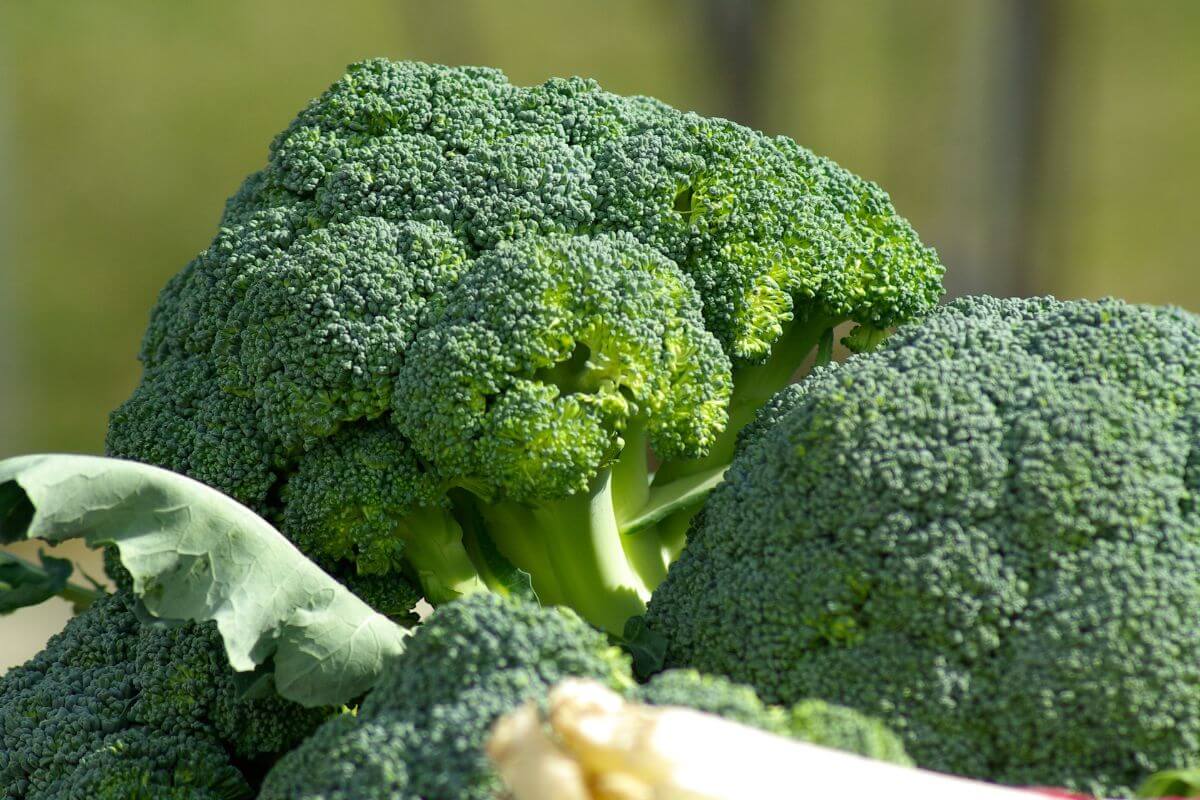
[0,594,327,799]
[647,296,1200,796]
[107,58,942,632]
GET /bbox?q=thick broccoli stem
[482,467,651,634]
[534,473,651,633]
[393,506,489,605]
[611,418,651,521]
[611,419,670,588]
[649,311,839,555]
[469,500,568,607]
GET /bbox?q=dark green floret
[257,593,634,800]
[259,594,909,799]
[645,295,1200,797]
[0,593,327,800]
[107,58,943,632]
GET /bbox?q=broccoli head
[645,295,1200,796]
[0,593,328,800]
[257,593,634,800]
[107,58,943,632]
[259,594,907,799]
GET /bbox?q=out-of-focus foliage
[2,0,1198,462]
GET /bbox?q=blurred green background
[2,0,1198,668]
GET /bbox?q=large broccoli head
[645,295,1200,796]
[0,593,327,800]
[107,58,942,631]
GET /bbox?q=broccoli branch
[392,506,489,605]
[480,465,651,634]
[653,310,839,486]
[0,549,107,615]
[646,310,841,554]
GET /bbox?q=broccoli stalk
[479,465,653,635]
[391,505,490,605]
[489,679,924,800]
[348,407,730,634]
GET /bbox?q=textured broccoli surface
[786,700,914,768]
[257,593,634,800]
[637,669,911,765]
[0,593,328,800]
[259,594,907,799]
[106,58,942,632]
[645,295,1200,796]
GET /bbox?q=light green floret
[392,233,731,631]
[637,669,912,766]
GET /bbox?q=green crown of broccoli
[258,593,909,800]
[107,58,943,632]
[646,295,1200,797]
[0,593,327,799]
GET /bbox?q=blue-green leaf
[0,454,409,707]
[0,550,75,613]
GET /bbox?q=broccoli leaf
[0,454,409,707]
[614,615,667,679]
[0,550,81,613]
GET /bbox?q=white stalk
[489,679,1042,800]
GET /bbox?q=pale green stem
[394,506,488,605]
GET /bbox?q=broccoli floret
[786,700,914,767]
[645,296,1200,796]
[280,420,443,603]
[637,669,911,765]
[46,729,248,800]
[259,594,903,799]
[637,668,791,733]
[107,58,943,632]
[390,233,731,629]
[0,593,328,800]
[257,593,634,800]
